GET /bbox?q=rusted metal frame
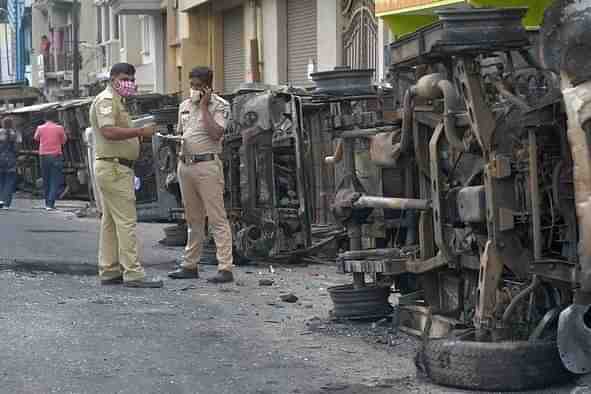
[406,252,449,274]
[454,56,508,334]
[353,195,431,210]
[562,80,591,297]
[531,260,577,284]
[292,96,313,249]
[455,57,496,152]
[340,125,365,288]
[337,126,399,138]
[474,241,504,337]
[310,95,383,104]
[428,122,454,262]
[422,121,454,312]
[529,128,542,261]
[404,159,419,246]
[239,137,257,215]
[415,118,440,309]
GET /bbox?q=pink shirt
[34,121,67,155]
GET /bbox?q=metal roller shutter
[287,0,317,87]
[223,6,245,94]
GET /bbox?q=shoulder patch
[180,99,192,111]
[98,98,113,116]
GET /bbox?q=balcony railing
[44,50,74,74]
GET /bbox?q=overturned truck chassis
[326,2,591,390]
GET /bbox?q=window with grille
[96,6,102,43]
[104,6,110,41]
[114,12,120,40]
[140,16,151,56]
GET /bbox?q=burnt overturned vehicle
[204,0,591,390]
[326,1,591,391]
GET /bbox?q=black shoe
[100,276,123,285]
[207,271,234,284]
[124,278,164,288]
[168,268,199,279]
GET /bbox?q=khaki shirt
[89,85,140,161]
[177,94,230,155]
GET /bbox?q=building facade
[0,20,15,82]
[27,1,389,100]
[95,0,165,94]
[0,0,33,84]
[167,0,388,98]
[31,0,97,100]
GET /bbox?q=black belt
[180,153,217,165]
[96,157,135,169]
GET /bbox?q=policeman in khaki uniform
[168,66,234,283]
[89,63,163,288]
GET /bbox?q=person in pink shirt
[34,112,67,210]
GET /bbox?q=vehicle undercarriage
[323,1,591,390]
[157,1,591,390]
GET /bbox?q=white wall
[31,7,49,87]
[316,0,342,72]
[258,0,342,85]
[261,0,286,85]
[0,25,14,83]
[152,14,165,93]
[243,1,256,83]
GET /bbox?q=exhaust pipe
[415,73,465,151]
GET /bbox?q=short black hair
[44,111,59,123]
[110,63,136,78]
[2,117,14,129]
[41,35,48,40]
[189,66,213,85]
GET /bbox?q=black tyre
[417,338,573,391]
[328,284,392,320]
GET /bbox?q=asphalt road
[1,198,590,394]
[0,198,179,269]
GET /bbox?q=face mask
[113,80,137,97]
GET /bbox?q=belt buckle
[192,154,206,164]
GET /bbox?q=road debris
[305,316,325,331]
[280,293,298,303]
[259,279,274,286]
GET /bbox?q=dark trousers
[0,170,17,207]
[40,155,64,208]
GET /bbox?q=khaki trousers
[95,160,144,281]
[178,158,233,272]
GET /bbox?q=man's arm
[34,127,40,141]
[100,126,151,141]
[95,97,154,140]
[200,90,225,141]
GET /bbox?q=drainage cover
[328,284,392,320]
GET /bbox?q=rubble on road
[280,293,299,303]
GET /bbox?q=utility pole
[72,0,80,97]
